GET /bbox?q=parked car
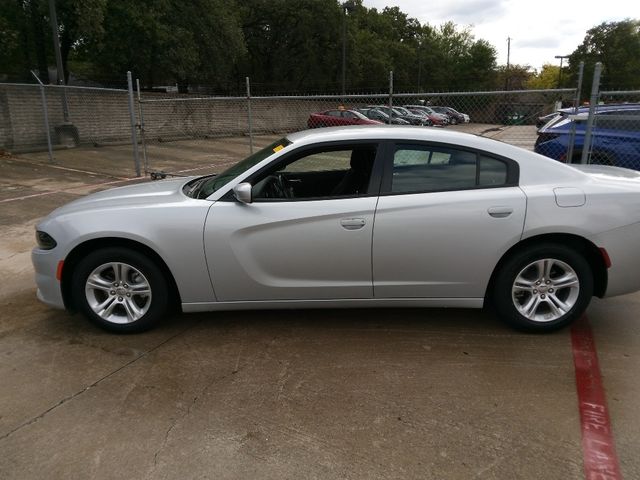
[431,106,470,124]
[307,109,381,128]
[536,111,562,129]
[535,104,640,168]
[366,105,429,126]
[404,105,450,126]
[357,108,410,125]
[34,126,640,333]
[393,107,433,127]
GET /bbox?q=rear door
[372,142,526,298]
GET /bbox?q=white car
[33,126,640,333]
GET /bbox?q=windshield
[195,138,291,199]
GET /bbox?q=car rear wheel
[71,247,169,333]
[492,244,593,332]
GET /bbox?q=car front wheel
[71,247,169,333]
[492,244,593,332]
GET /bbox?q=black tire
[450,117,458,125]
[492,244,593,332]
[71,247,170,333]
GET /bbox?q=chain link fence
[590,90,640,170]
[0,82,132,159]
[137,86,576,175]
[1,68,638,178]
[533,88,640,169]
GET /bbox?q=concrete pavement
[0,134,637,480]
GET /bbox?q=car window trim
[220,139,387,203]
[379,140,520,196]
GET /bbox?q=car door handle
[340,218,366,230]
[488,206,513,218]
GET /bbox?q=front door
[204,143,382,301]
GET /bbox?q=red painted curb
[571,315,623,480]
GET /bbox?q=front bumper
[32,248,65,309]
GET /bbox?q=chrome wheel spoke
[513,277,536,292]
[97,296,118,318]
[86,273,112,292]
[122,297,143,322]
[543,259,554,280]
[110,262,123,283]
[547,293,569,316]
[129,281,151,295]
[521,295,541,317]
[552,273,579,289]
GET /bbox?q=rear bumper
[592,222,640,298]
[32,248,65,309]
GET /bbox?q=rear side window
[479,155,508,186]
[389,144,511,194]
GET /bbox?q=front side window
[195,138,291,198]
[252,145,378,201]
[390,144,509,194]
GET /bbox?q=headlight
[36,230,57,250]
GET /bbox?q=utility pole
[341,1,355,103]
[48,0,69,122]
[554,55,570,87]
[504,36,511,90]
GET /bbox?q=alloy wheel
[511,258,580,323]
[84,262,152,324]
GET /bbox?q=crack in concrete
[0,323,197,442]
[149,357,250,474]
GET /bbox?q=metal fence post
[566,61,584,163]
[580,62,602,164]
[246,76,253,154]
[388,70,394,124]
[126,71,141,176]
[31,70,54,164]
[136,78,149,175]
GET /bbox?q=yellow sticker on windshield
[273,144,284,152]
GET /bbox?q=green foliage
[568,19,640,98]
[11,1,635,96]
[526,64,562,90]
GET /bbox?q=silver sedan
[32,126,640,333]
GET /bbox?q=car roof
[565,103,640,114]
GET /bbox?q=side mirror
[233,182,252,204]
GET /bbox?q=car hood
[45,177,195,219]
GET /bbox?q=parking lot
[1,130,638,479]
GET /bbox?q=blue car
[534,104,640,169]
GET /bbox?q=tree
[239,0,341,92]
[83,0,246,90]
[56,0,106,83]
[568,19,640,97]
[526,64,562,90]
[0,0,49,81]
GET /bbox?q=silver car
[32,126,640,333]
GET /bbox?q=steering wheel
[262,173,292,199]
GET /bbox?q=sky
[362,0,638,71]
